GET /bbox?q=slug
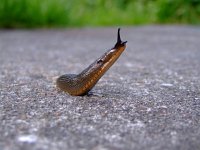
[56,28,127,96]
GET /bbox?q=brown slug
[56,28,127,96]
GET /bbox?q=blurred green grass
[0,0,200,28]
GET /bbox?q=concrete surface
[0,26,200,150]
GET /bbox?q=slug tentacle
[56,28,127,96]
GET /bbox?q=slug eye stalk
[56,28,127,96]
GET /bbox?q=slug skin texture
[56,28,127,96]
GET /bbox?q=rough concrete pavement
[0,26,200,150]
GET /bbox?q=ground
[0,26,200,150]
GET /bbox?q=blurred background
[0,0,200,28]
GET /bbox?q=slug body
[57,28,127,96]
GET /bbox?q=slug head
[114,28,127,49]
[98,28,127,64]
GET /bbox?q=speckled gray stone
[0,26,200,150]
